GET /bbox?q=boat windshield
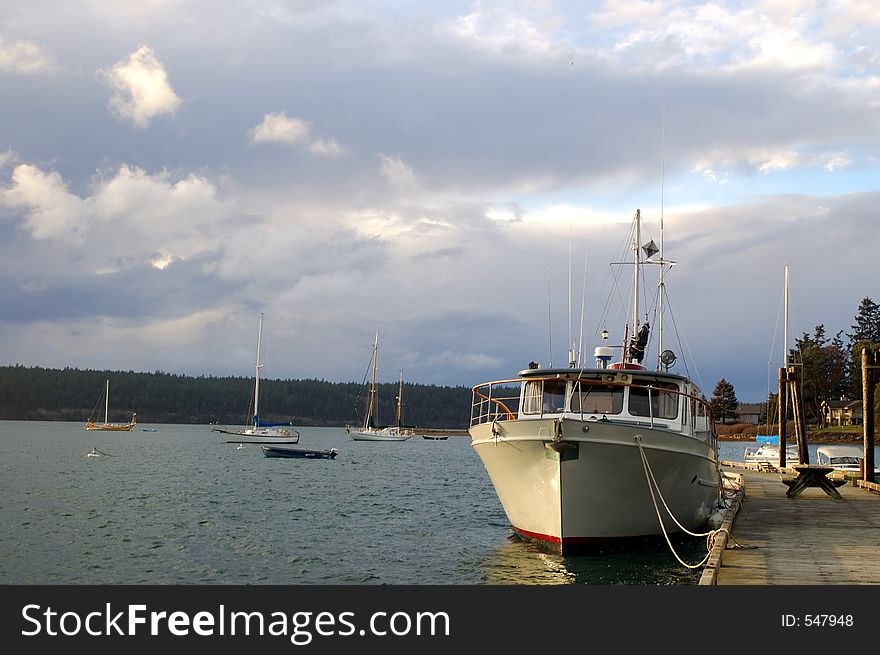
[831,457,860,465]
[570,382,624,415]
[521,379,568,415]
[628,381,680,419]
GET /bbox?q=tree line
[709,297,880,426]
[0,365,473,428]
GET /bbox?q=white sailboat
[468,209,722,553]
[346,332,412,442]
[212,313,300,444]
[86,379,136,431]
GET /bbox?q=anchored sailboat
[346,332,413,441]
[86,379,136,431]
[212,313,300,444]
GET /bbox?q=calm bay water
[5,420,857,586]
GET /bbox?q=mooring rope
[634,435,734,569]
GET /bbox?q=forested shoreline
[0,365,472,428]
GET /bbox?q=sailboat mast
[396,369,404,426]
[366,331,379,430]
[253,313,264,426]
[783,264,789,368]
[631,209,641,362]
[104,379,109,424]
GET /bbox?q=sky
[1,1,878,403]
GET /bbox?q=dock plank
[714,466,880,585]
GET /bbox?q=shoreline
[719,433,866,443]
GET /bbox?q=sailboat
[211,313,300,444]
[346,332,413,442]
[86,379,136,431]
[468,209,722,553]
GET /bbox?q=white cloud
[102,46,181,127]
[0,37,58,74]
[693,146,855,176]
[1,162,229,260]
[378,154,418,189]
[249,112,346,157]
[450,11,557,58]
[1,164,90,242]
[0,149,17,170]
[824,153,852,171]
[308,137,346,157]
[249,112,311,144]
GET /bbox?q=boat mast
[657,110,665,370]
[396,369,404,427]
[104,379,109,424]
[366,331,379,430]
[253,313,264,427]
[783,264,789,369]
[630,209,641,363]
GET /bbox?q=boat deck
[704,464,880,584]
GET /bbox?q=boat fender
[553,418,564,441]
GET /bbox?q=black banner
[2,585,878,652]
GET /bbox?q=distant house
[820,399,862,426]
[736,403,763,425]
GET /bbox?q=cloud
[1,164,90,242]
[101,46,181,127]
[249,112,311,144]
[378,154,419,190]
[1,162,230,260]
[0,37,58,74]
[248,111,347,157]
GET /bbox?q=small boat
[86,447,100,458]
[346,333,413,442]
[86,379,136,431]
[261,445,339,460]
[469,209,722,553]
[211,313,301,444]
[816,445,880,475]
[743,443,799,465]
[422,435,449,440]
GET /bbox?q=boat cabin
[496,367,711,432]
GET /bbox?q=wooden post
[789,367,809,465]
[864,347,876,484]
[778,367,788,468]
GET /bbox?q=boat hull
[470,418,720,552]
[261,446,338,459]
[86,424,134,431]
[346,427,411,442]
[212,427,300,444]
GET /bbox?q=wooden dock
[702,464,880,584]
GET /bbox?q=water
[1,420,745,586]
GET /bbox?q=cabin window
[570,382,624,415]
[629,381,679,419]
[542,379,567,413]
[522,380,543,414]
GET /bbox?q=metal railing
[470,375,717,436]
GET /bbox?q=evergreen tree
[758,391,777,429]
[847,297,880,398]
[710,378,739,424]
[794,325,848,423]
[847,297,880,345]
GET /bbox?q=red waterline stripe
[513,526,622,545]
